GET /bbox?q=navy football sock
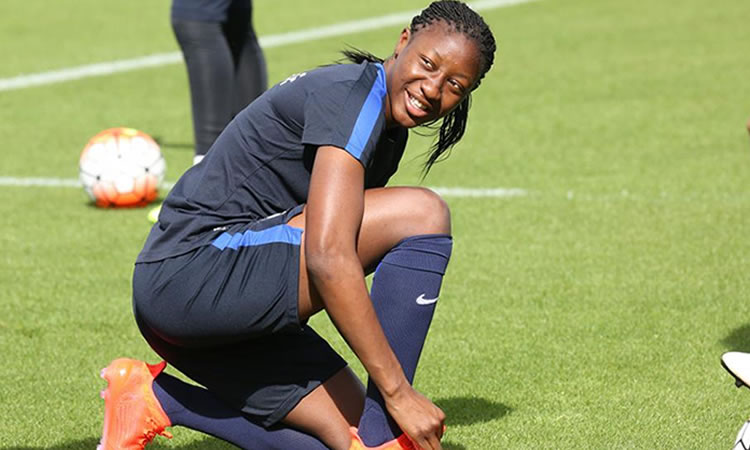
[153,372,328,450]
[357,234,452,446]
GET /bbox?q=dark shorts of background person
[132,205,347,427]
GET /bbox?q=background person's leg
[172,19,234,158]
[223,0,267,115]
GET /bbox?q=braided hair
[343,1,496,175]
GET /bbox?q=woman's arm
[304,146,444,449]
[305,145,407,398]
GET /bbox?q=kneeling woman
[99,1,496,449]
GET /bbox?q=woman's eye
[449,80,465,93]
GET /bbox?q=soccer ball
[734,420,750,450]
[79,127,166,207]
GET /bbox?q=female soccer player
[98,2,496,449]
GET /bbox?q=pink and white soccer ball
[79,127,166,207]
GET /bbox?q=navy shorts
[132,205,347,427]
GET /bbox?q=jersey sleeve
[301,63,387,168]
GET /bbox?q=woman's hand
[384,384,445,450]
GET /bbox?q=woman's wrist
[377,371,409,400]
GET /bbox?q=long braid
[341,1,496,175]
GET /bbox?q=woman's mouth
[408,93,428,111]
[405,91,430,119]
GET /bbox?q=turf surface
[1,0,749,448]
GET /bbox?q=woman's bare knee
[401,187,451,235]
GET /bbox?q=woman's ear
[393,28,411,58]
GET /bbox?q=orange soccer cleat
[98,358,173,450]
[348,427,416,450]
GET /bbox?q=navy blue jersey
[171,0,250,22]
[137,61,408,263]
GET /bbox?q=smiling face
[382,21,482,129]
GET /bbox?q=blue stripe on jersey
[345,64,387,160]
[211,224,302,250]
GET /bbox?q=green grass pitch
[1,0,750,448]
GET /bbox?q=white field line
[0,0,534,92]
[0,176,527,198]
[431,186,527,198]
[0,177,82,187]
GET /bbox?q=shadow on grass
[440,441,468,450]
[80,197,166,210]
[2,436,235,450]
[721,324,750,352]
[436,395,513,426]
